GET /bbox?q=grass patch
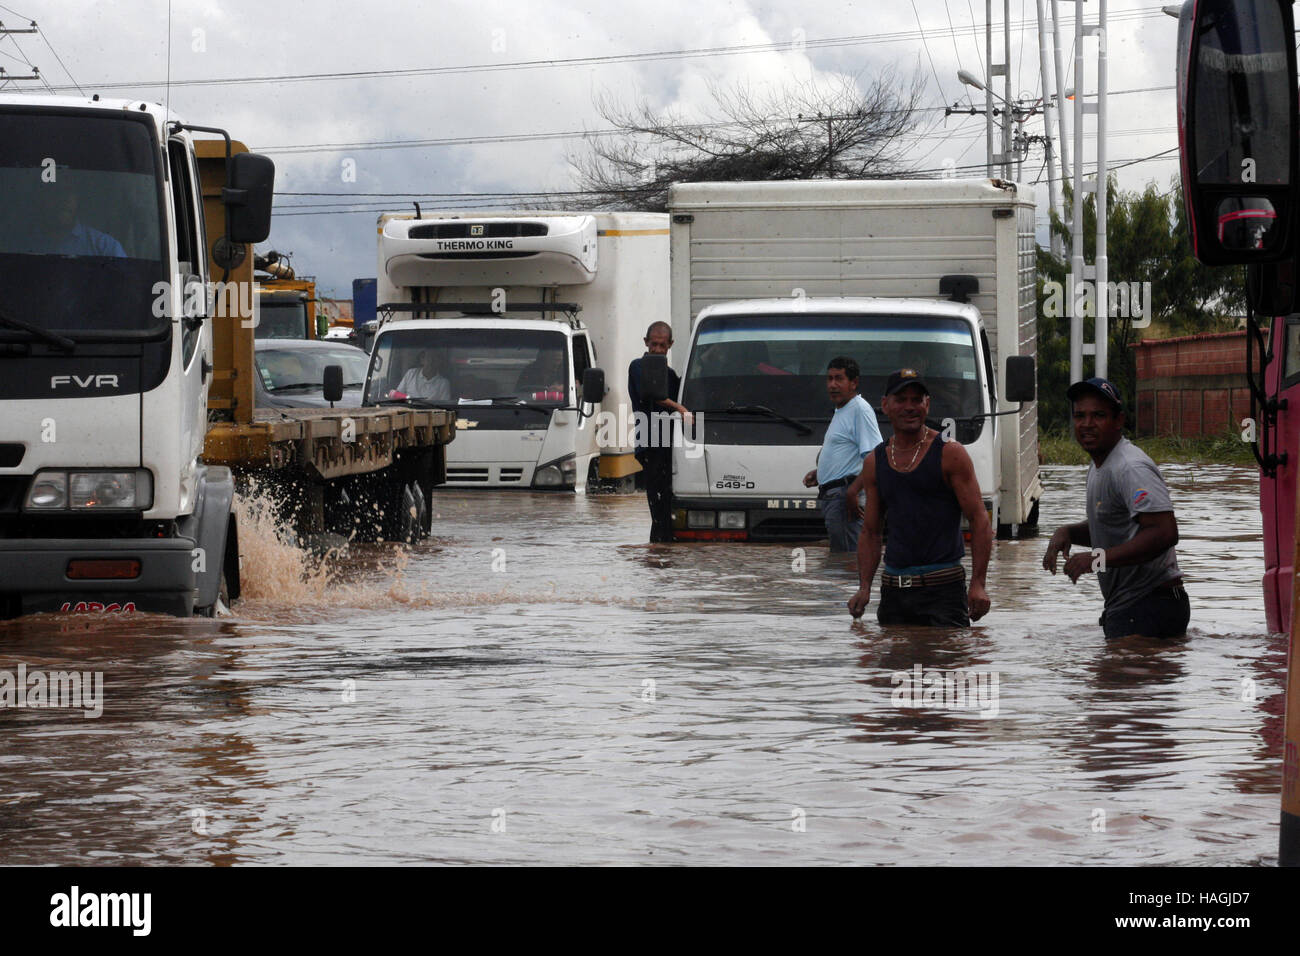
[1038,428,1257,466]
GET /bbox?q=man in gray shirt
[1042,378,1189,639]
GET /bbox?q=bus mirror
[640,353,669,403]
[323,364,344,405]
[1177,0,1298,265]
[581,367,605,405]
[1005,355,1036,404]
[224,152,276,244]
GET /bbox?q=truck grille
[748,513,827,542]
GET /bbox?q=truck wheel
[1017,499,1041,538]
[412,480,431,537]
[197,567,231,618]
[381,478,419,543]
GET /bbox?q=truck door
[167,137,209,470]
[1264,315,1300,631]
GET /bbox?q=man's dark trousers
[642,446,674,542]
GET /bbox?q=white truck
[666,178,1041,542]
[0,94,274,617]
[366,210,668,492]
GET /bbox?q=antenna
[164,0,172,116]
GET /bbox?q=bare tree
[563,67,928,211]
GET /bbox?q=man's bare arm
[942,440,991,621]
[848,454,882,618]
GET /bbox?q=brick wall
[1132,331,1253,437]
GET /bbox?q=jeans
[878,578,970,627]
[822,486,864,553]
[1101,584,1190,639]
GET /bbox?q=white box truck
[666,178,1041,541]
[366,211,668,492]
[0,94,275,617]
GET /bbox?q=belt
[818,474,858,496]
[881,565,965,589]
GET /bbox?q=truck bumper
[672,495,825,542]
[0,537,199,618]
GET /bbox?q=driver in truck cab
[24,190,125,258]
[396,350,452,401]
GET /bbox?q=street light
[957,69,986,92]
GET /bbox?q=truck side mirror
[581,367,605,406]
[639,353,669,403]
[1005,355,1036,404]
[323,364,344,405]
[1177,0,1298,265]
[224,152,276,244]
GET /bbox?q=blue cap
[1066,377,1123,411]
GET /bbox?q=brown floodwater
[0,464,1284,865]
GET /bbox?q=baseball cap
[1066,377,1123,411]
[885,368,930,396]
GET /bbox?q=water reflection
[0,465,1282,865]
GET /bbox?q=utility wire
[43,8,1166,93]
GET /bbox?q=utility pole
[1036,0,1064,258]
[1070,0,1109,382]
[985,0,1013,179]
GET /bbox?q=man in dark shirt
[847,369,992,626]
[627,321,692,543]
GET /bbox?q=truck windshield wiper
[724,403,813,435]
[375,397,457,409]
[267,382,322,393]
[483,397,555,416]
[0,309,75,352]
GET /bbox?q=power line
[266,146,1189,218]
[911,0,951,104]
[42,8,1166,93]
[255,85,1177,157]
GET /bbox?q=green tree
[1036,177,1245,432]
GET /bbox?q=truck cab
[368,210,668,492]
[672,297,1006,540]
[0,94,273,617]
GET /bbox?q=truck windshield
[256,299,309,339]
[682,313,983,424]
[0,110,166,336]
[367,327,570,405]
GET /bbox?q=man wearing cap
[1042,378,1188,639]
[847,368,992,625]
[801,357,882,552]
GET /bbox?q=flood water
[0,464,1285,865]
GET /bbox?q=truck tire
[381,478,419,544]
[1018,499,1041,538]
[412,480,431,537]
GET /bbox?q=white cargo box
[380,214,598,288]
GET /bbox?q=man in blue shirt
[28,192,125,258]
[802,356,882,551]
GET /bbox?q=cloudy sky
[3,0,1181,298]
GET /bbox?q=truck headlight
[533,454,576,489]
[25,470,153,511]
[26,472,67,509]
[687,510,716,529]
[718,510,746,529]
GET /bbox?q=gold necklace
[889,431,929,472]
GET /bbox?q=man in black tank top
[846,369,993,626]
